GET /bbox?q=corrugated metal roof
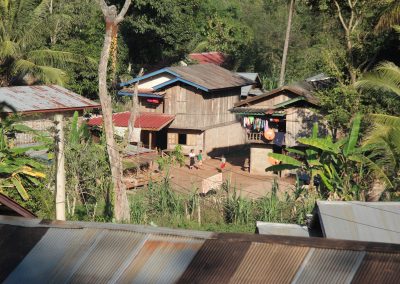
[119,235,203,283]
[87,112,175,131]
[2,217,400,283]
[168,64,254,91]
[177,239,251,283]
[0,225,48,282]
[229,242,309,283]
[188,52,226,65]
[292,248,365,284]
[316,201,400,244]
[352,252,400,284]
[234,85,319,108]
[0,85,100,113]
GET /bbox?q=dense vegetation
[1,0,400,229]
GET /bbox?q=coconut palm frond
[34,65,68,85]
[11,59,68,85]
[370,114,400,128]
[27,49,85,68]
[356,62,400,96]
[0,39,19,59]
[375,0,400,32]
[11,59,36,75]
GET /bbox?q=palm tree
[0,0,85,86]
[375,0,400,32]
[356,62,400,189]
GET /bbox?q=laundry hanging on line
[242,116,271,131]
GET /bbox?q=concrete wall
[204,122,246,155]
[250,144,274,175]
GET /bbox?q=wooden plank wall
[138,98,163,113]
[164,84,239,129]
[286,107,321,146]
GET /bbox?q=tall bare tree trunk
[278,0,295,87]
[127,68,143,143]
[55,114,66,221]
[97,0,131,222]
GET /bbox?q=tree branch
[97,0,109,15]
[116,0,131,24]
[334,0,349,33]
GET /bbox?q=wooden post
[149,132,152,149]
[55,114,66,221]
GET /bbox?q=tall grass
[128,176,318,233]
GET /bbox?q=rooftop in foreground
[1,216,399,283]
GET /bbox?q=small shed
[0,85,100,145]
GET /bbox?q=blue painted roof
[153,78,209,92]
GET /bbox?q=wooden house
[231,83,323,175]
[116,63,254,155]
[0,85,100,145]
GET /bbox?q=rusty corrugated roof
[188,52,227,65]
[87,112,175,131]
[168,64,254,91]
[2,217,400,283]
[0,85,100,114]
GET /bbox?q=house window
[178,133,187,145]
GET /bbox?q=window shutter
[168,133,177,145]
[187,134,197,146]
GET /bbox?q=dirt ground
[169,150,296,198]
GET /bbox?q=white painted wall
[138,74,175,89]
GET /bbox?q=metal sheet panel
[0,85,100,113]
[5,227,100,284]
[292,248,365,284]
[69,229,147,284]
[177,239,251,283]
[118,235,204,283]
[0,225,48,282]
[352,252,400,284]
[256,221,310,237]
[229,242,309,283]
[318,201,400,244]
[168,64,254,91]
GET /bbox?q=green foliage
[156,145,185,172]
[128,176,317,232]
[316,85,361,138]
[267,116,392,200]
[0,115,47,200]
[0,0,89,85]
[62,116,112,221]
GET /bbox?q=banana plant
[266,114,391,199]
[0,115,47,200]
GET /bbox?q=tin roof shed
[0,85,100,114]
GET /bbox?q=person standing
[197,150,203,169]
[220,155,226,172]
[189,149,196,170]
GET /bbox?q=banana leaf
[298,137,336,153]
[268,153,302,167]
[11,177,29,200]
[343,113,362,157]
[266,164,299,172]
